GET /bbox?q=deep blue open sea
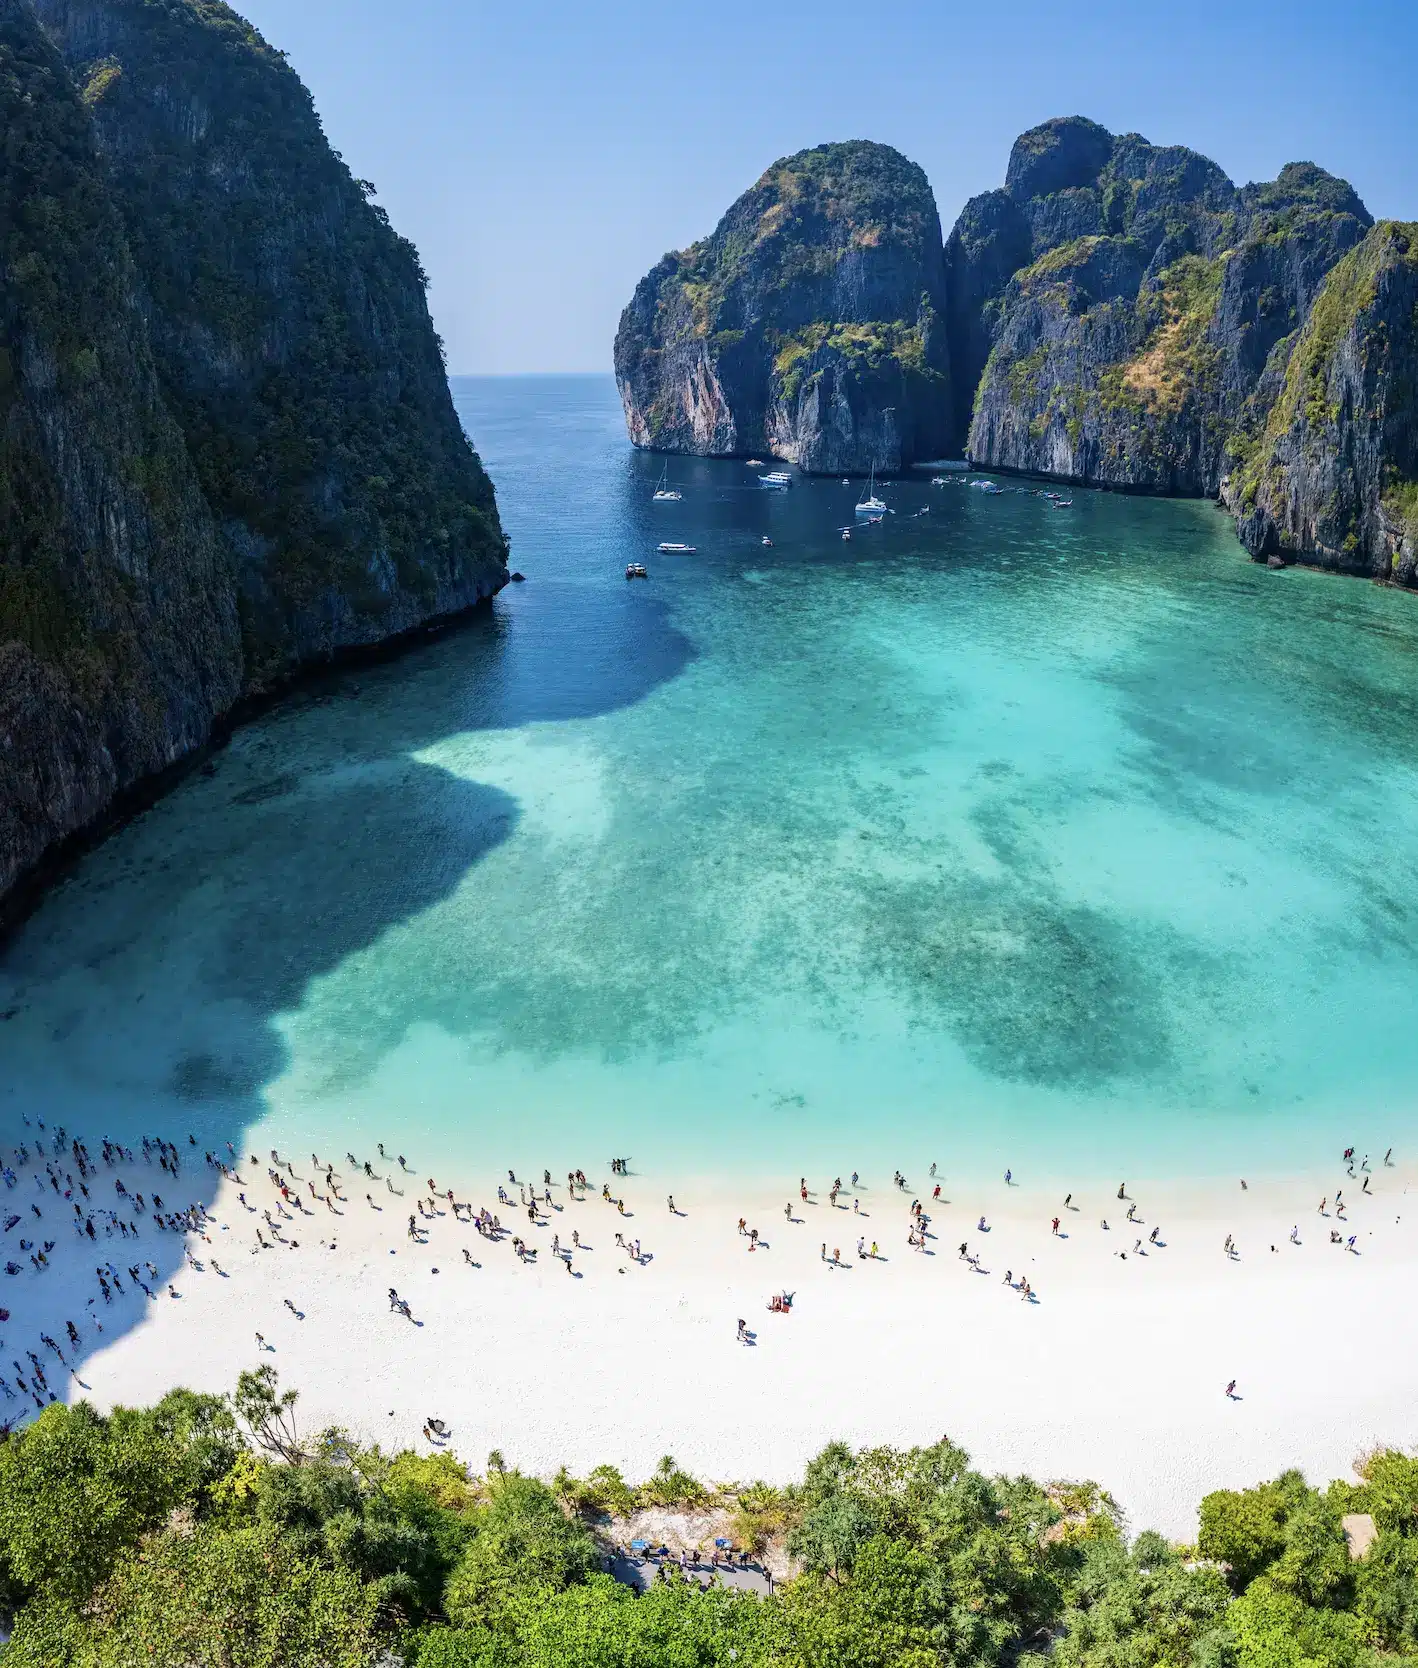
[4,375,1417,1183]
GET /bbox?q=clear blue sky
[238,0,1417,375]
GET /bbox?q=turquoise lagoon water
[3,375,1418,1188]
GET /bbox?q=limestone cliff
[957,120,1371,493]
[2,0,506,915]
[1222,221,1418,584]
[0,0,241,903]
[34,0,508,689]
[614,141,952,473]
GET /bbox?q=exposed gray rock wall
[958,122,1372,494]
[0,0,241,903]
[1222,221,1418,584]
[615,140,952,473]
[2,0,508,915]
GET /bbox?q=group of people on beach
[0,1113,1402,1438]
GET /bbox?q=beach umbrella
[714,1537,731,1548]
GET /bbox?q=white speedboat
[651,466,681,502]
[855,465,887,518]
[759,470,792,488]
[657,542,696,554]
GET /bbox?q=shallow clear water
[3,375,1417,1184]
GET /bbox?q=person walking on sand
[1051,1216,1060,1235]
[1225,1379,1236,1398]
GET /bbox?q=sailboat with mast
[652,465,682,502]
[855,464,887,518]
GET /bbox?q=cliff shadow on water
[0,383,696,1388]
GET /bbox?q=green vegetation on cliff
[614,139,952,471]
[1225,220,1418,581]
[2,0,507,911]
[958,117,1374,495]
[4,1374,1418,1668]
[34,0,505,685]
[0,0,240,902]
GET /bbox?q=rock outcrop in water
[1221,220,1418,584]
[1,0,507,913]
[614,141,952,473]
[956,119,1373,496]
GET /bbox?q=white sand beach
[4,1134,1414,1540]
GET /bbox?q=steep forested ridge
[614,141,952,474]
[0,0,507,912]
[34,0,508,688]
[956,118,1373,496]
[616,115,1417,589]
[0,0,240,902]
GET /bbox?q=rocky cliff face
[34,0,507,690]
[1,0,506,914]
[1222,221,1418,583]
[0,0,241,903]
[958,119,1372,493]
[615,141,952,473]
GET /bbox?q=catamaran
[855,465,887,517]
[652,466,682,502]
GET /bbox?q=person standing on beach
[1051,1216,1060,1235]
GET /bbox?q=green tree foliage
[4,1522,379,1668]
[0,1391,233,1605]
[418,1571,786,1667]
[3,1376,1418,1668]
[442,1472,600,1632]
[1041,1532,1233,1668]
[1358,1452,1418,1538]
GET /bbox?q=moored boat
[657,542,696,554]
[855,464,887,518]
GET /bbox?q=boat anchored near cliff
[855,466,887,518]
[652,467,682,502]
[759,471,792,489]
